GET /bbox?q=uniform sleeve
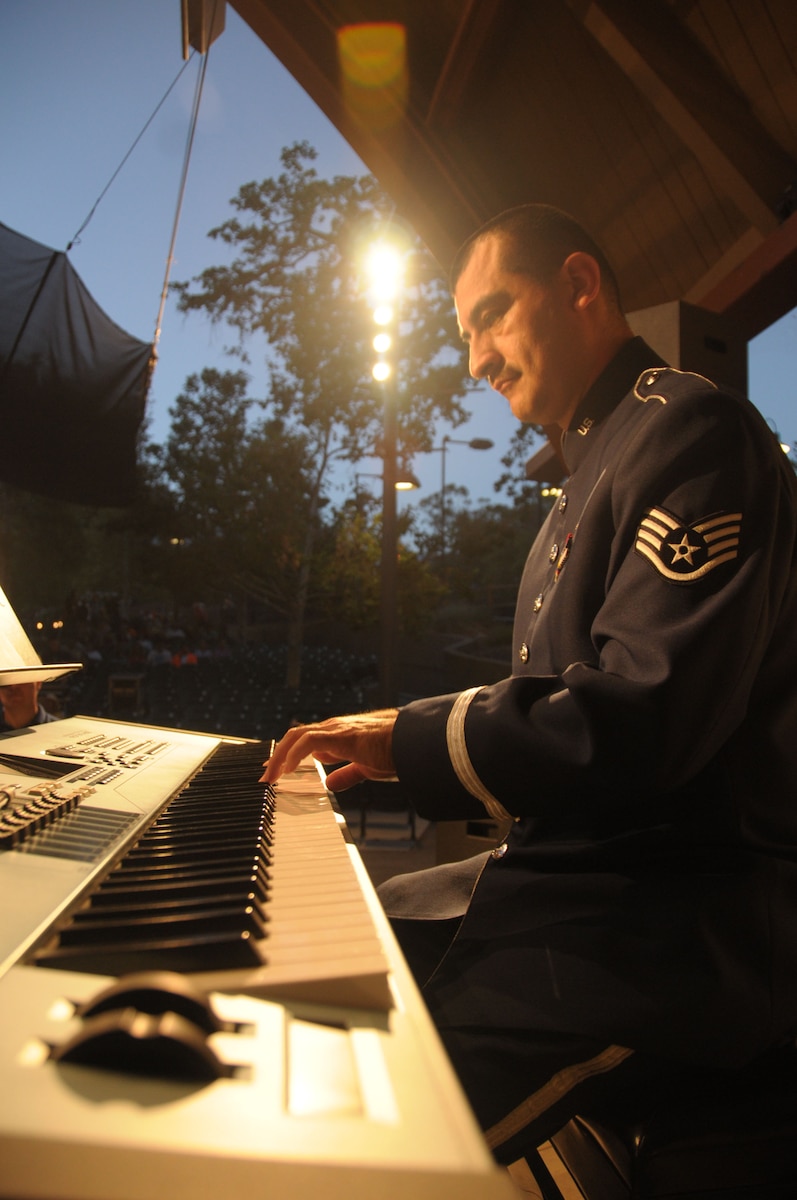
[393,387,797,823]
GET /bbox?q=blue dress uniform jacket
[392,337,797,1068]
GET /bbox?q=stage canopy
[0,222,151,507]
[229,0,797,342]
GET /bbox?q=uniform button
[533,593,544,613]
[519,642,529,663]
[558,494,568,513]
[491,842,508,860]
[549,543,559,563]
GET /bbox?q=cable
[66,53,196,252]
[151,41,211,360]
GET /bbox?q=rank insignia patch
[635,507,741,582]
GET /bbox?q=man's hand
[260,709,400,792]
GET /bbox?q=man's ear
[561,251,602,311]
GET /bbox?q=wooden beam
[426,0,506,127]
[684,229,764,309]
[229,0,483,266]
[567,0,796,234]
[692,210,797,339]
[181,0,226,57]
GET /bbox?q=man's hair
[450,203,623,312]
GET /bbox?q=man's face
[454,233,582,430]
[0,682,40,728]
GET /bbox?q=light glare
[372,361,391,382]
[373,332,391,353]
[337,24,408,134]
[366,244,404,298]
[373,304,394,326]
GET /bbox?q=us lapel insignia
[635,507,741,582]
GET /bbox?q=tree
[443,497,547,601]
[0,468,171,637]
[316,497,383,629]
[158,367,318,630]
[172,142,473,684]
[317,492,445,634]
[410,481,552,626]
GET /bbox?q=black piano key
[147,809,272,831]
[100,857,270,888]
[131,825,268,851]
[72,888,267,921]
[89,871,269,906]
[34,928,266,974]
[102,869,270,895]
[76,887,268,919]
[31,739,283,976]
[121,838,270,865]
[168,781,272,799]
[58,901,268,943]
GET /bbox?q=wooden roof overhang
[225,0,797,343]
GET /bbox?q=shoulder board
[634,366,718,406]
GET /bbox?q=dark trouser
[378,856,705,1165]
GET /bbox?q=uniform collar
[560,337,666,472]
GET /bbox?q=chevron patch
[635,507,741,583]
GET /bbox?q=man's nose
[468,333,499,382]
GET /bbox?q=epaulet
[633,366,718,406]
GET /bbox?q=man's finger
[260,728,308,781]
[324,762,367,791]
[260,710,399,784]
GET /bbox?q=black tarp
[0,222,152,506]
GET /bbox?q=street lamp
[364,239,406,706]
[433,435,494,558]
[355,469,420,493]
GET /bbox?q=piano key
[34,927,266,973]
[7,718,391,1009]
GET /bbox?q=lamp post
[435,435,494,560]
[365,240,406,706]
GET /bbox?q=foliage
[157,367,318,617]
[170,143,474,682]
[494,424,545,500]
[0,148,563,672]
[443,497,547,597]
[0,483,98,616]
[316,496,445,633]
[0,474,168,626]
[411,484,552,609]
[316,499,382,628]
[172,143,471,465]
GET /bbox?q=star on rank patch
[635,507,741,583]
